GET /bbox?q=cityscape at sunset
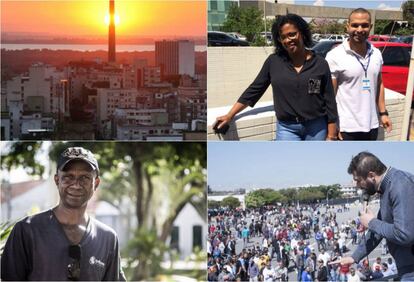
[1,0,207,141]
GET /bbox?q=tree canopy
[221,4,264,43]
[244,184,343,208]
[220,196,241,209]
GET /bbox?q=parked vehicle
[227,32,247,41]
[390,35,413,45]
[311,41,413,104]
[368,35,392,42]
[372,42,413,101]
[259,31,273,45]
[311,40,342,57]
[319,34,347,42]
[208,31,250,47]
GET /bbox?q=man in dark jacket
[332,151,414,281]
[317,259,328,281]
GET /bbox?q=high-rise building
[108,0,116,63]
[208,0,239,31]
[155,40,195,77]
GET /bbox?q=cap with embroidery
[57,147,99,175]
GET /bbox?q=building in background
[208,0,240,31]
[155,40,195,77]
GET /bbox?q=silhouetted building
[108,0,116,63]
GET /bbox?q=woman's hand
[326,122,338,141]
[214,114,232,129]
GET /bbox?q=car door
[379,46,410,94]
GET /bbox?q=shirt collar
[378,167,392,193]
[343,39,373,59]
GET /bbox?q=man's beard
[365,179,377,196]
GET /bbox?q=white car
[319,34,347,42]
[260,31,273,45]
[227,32,247,41]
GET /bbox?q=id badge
[362,79,371,94]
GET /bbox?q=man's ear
[54,174,59,186]
[367,171,376,180]
[94,176,100,191]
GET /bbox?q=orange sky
[1,0,206,37]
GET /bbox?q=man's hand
[329,256,355,266]
[360,208,375,228]
[380,115,392,133]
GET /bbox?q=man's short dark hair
[348,8,371,23]
[348,151,387,178]
[272,13,313,58]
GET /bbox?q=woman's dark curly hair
[271,14,313,58]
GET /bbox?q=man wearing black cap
[1,147,126,281]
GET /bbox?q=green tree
[245,190,266,208]
[402,1,414,25]
[1,142,206,281]
[245,189,286,208]
[221,4,264,42]
[374,19,393,34]
[309,18,346,35]
[208,200,221,209]
[221,196,241,209]
[279,188,298,204]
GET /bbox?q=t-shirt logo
[89,256,105,268]
[308,78,321,95]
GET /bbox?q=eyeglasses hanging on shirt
[68,244,81,281]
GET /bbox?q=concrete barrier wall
[207,47,274,108]
[207,47,406,141]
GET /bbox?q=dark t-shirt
[1,210,126,281]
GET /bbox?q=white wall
[172,203,206,259]
[1,179,59,223]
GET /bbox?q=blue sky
[292,0,404,11]
[208,142,414,191]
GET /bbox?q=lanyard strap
[354,52,371,78]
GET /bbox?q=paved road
[232,202,392,281]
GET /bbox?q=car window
[217,34,231,42]
[380,46,409,67]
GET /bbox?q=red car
[371,42,413,101]
[369,35,392,42]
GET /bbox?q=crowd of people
[207,203,397,282]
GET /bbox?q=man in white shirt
[326,8,391,140]
[317,248,331,267]
[348,267,361,282]
[262,263,276,282]
[387,258,398,275]
[382,263,395,278]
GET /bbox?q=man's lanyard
[354,50,372,78]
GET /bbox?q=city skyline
[208,142,414,191]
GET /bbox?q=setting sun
[1,1,206,38]
[105,14,120,26]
